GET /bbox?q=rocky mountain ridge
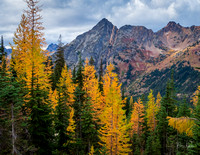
[61,18,200,97]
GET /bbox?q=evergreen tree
[54,65,75,153]
[156,105,168,155]
[0,35,7,75]
[53,35,65,90]
[0,69,27,154]
[190,93,200,154]
[177,96,190,117]
[145,132,161,155]
[89,56,95,66]
[156,73,177,155]
[73,53,86,154]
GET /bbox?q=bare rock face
[61,18,200,96]
[63,19,200,69]
[63,18,118,68]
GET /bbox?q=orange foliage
[130,98,144,136]
[83,58,103,122]
[57,65,75,106]
[99,64,131,154]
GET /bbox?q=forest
[0,0,200,155]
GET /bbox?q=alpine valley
[53,18,200,98]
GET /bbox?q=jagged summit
[92,18,116,30]
[161,21,182,32]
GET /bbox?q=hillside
[61,18,200,97]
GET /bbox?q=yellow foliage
[11,9,52,101]
[57,65,75,106]
[66,107,76,133]
[130,98,144,136]
[167,116,195,136]
[48,88,58,111]
[130,96,133,110]
[156,92,162,108]
[191,86,200,107]
[146,90,160,131]
[99,64,131,155]
[89,145,94,155]
[83,58,103,122]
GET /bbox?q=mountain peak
[166,21,182,29]
[98,18,110,24]
[157,21,182,33]
[92,18,115,30]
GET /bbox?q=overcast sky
[1,0,200,47]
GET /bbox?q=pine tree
[73,53,86,154]
[156,105,168,155]
[0,35,7,75]
[89,56,95,66]
[53,35,65,90]
[156,74,177,154]
[99,64,131,154]
[145,132,161,155]
[0,66,27,154]
[55,65,75,152]
[190,93,200,154]
[177,97,190,117]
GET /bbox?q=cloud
[108,0,200,31]
[1,0,200,46]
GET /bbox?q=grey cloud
[1,0,200,46]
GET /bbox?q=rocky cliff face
[63,18,118,68]
[62,18,200,97]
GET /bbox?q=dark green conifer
[0,35,7,75]
[190,93,200,154]
[89,56,95,66]
[53,35,65,89]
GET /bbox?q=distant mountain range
[61,18,200,98]
[4,43,58,57]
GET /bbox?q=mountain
[46,43,58,54]
[4,48,12,55]
[61,18,200,98]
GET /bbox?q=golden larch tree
[83,58,103,122]
[11,14,29,82]
[167,116,195,137]
[99,64,131,155]
[57,65,75,106]
[146,90,159,131]
[130,98,145,136]
[156,92,162,108]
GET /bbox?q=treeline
[0,0,200,155]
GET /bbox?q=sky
[1,0,200,47]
